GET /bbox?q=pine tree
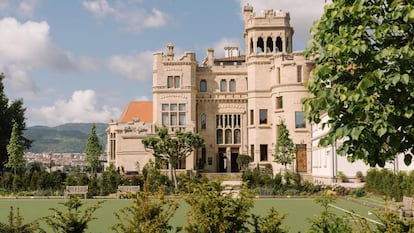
[5,122,26,175]
[0,73,30,171]
[84,124,101,176]
[273,121,296,171]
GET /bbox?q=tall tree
[273,121,296,171]
[142,126,204,189]
[303,0,414,167]
[5,122,26,175]
[84,124,101,176]
[0,73,30,171]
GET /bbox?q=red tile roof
[118,101,153,123]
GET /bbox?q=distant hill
[24,123,108,153]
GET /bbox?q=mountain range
[23,123,108,153]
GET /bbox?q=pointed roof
[117,101,153,123]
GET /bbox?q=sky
[0,0,327,127]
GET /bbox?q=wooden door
[296,144,307,172]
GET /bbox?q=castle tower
[243,5,311,174]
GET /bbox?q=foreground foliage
[0,206,44,233]
[304,0,414,167]
[112,186,179,233]
[43,197,103,233]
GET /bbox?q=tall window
[295,111,306,128]
[250,144,254,162]
[167,76,181,88]
[250,110,254,125]
[167,76,173,88]
[229,79,236,92]
[174,76,180,88]
[216,114,241,145]
[259,109,268,124]
[297,66,302,82]
[276,96,283,109]
[200,80,207,92]
[220,79,227,92]
[234,129,241,144]
[161,103,186,126]
[260,144,268,161]
[216,129,223,144]
[109,133,116,160]
[201,113,206,129]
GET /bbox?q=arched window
[234,129,241,144]
[217,129,223,144]
[201,113,206,129]
[229,79,236,92]
[225,129,232,144]
[266,37,273,52]
[200,80,207,92]
[250,38,254,54]
[257,37,264,53]
[220,79,227,92]
[276,37,283,52]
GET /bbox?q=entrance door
[218,148,226,172]
[296,144,307,172]
[231,153,239,172]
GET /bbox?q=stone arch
[276,36,283,52]
[266,37,273,52]
[257,37,264,53]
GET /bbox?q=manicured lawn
[0,197,380,233]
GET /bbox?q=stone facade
[107,5,314,175]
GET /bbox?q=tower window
[200,80,207,92]
[229,79,236,92]
[297,66,302,82]
[259,109,268,124]
[266,37,273,52]
[201,113,206,129]
[295,111,306,128]
[220,79,227,92]
[167,76,181,88]
[276,96,283,109]
[276,37,283,52]
[257,37,264,53]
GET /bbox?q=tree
[273,121,296,171]
[0,73,31,171]
[43,197,103,233]
[0,206,45,233]
[5,122,26,175]
[184,181,254,233]
[84,124,101,176]
[142,126,205,189]
[112,186,179,233]
[303,1,414,167]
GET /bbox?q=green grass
[0,197,380,233]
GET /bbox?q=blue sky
[0,0,327,126]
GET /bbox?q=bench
[399,196,414,218]
[64,186,88,199]
[117,185,140,198]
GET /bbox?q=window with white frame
[161,103,186,126]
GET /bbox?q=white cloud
[0,17,98,94]
[27,90,122,126]
[135,96,149,101]
[107,51,153,82]
[18,0,42,18]
[238,0,328,50]
[82,0,168,32]
[82,0,115,18]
